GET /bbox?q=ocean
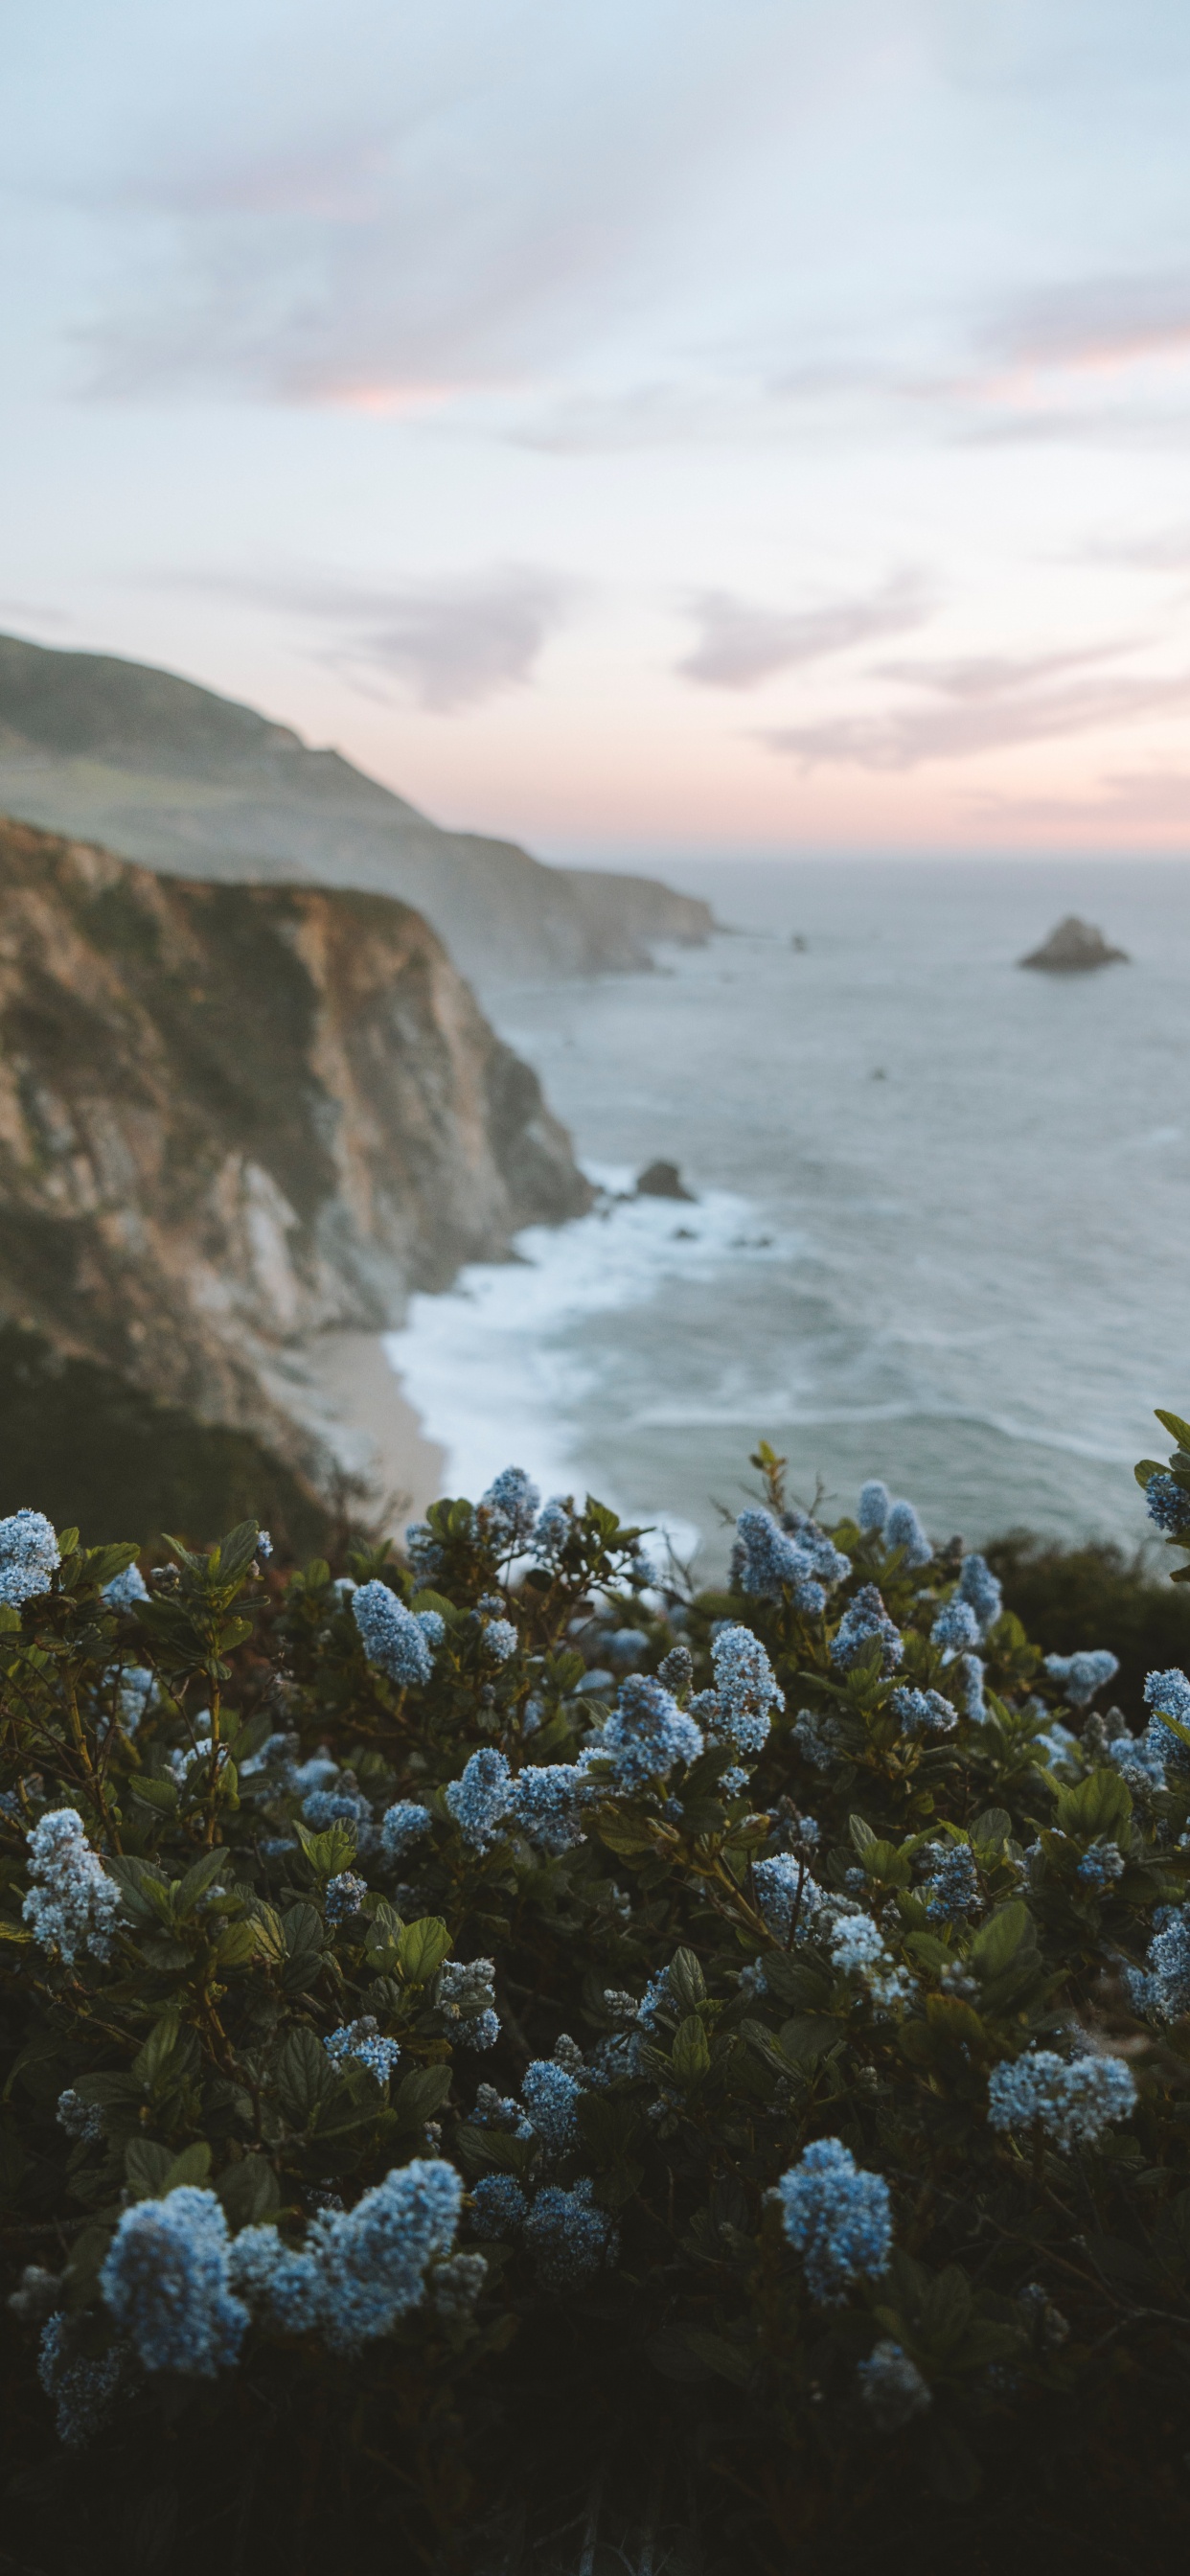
[384,858,1190,1576]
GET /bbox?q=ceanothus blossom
[1043,1650,1120,1709]
[987,2048,1135,2150]
[774,2138,893,2304]
[0,1509,59,1606]
[101,2188,248,2377]
[23,1811,120,1966]
[353,1581,441,1688]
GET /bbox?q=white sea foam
[383,1164,794,1542]
[386,857,1190,1558]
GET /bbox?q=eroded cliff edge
[0,816,590,1496]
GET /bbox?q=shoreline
[291,1330,447,1528]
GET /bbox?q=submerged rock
[1019,916,1129,974]
[634,1161,696,1202]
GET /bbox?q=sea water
[385,858,1190,1575]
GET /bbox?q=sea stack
[1019,916,1129,974]
[634,1161,696,1202]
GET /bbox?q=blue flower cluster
[783,1510,853,1589]
[1142,1668,1190,1770]
[302,1777,376,1852]
[733,1508,827,1613]
[930,1597,980,1653]
[774,2137,893,2304]
[228,2160,463,2355]
[480,1617,518,1665]
[102,1561,149,1611]
[404,1521,444,1582]
[1145,1471,1190,1534]
[353,1581,441,1688]
[753,1852,824,1943]
[707,1623,783,1756]
[378,1799,433,1863]
[324,2018,400,2082]
[510,1759,595,1856]
[115,1668,155,1735]
[828,1910,912,2008]
[922,1842,981,1921]
[439,1959,499,2050]
[325,1871,367,1923]
[958,1552,1002,1629]
[1126,1906,1190,2020]
[57,2087,103,2143]
[101,2186,248,2377]
[479,1467,541,1552]
[37,2313,126,2448]
[600,1674,703,1787]
[959,1653,987,1721]
[857,2338,932,2431]
[890,1686,957,1736]
[830,1586,904,1675]
[987,2047,1136,2150]
[0,1508,60,1607]
[520,2058,582,2153]
[522,2179,617,2290]
[1076,1843,1125,1893]
[469,2174,529,2239]
[446,1747,513,1851]
[23,1811,120,1966]
[1043,1649,1120,1709]
[530,1495,573,1561]
[883,1498,932,1568]
[858,1480,890,1531]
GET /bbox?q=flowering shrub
[3,1434,1190,2564]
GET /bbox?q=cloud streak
[675,573,931,689]
[175,564,582,710]
[760,648,1190,771]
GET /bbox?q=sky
[5,0,1190,862]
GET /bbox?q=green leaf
[217,2156,281,2227]
[125,2138,172,2198]
[397,1917,452,1985]
[667,1946,706,2013]
[276,2027,335,2128]
[163,2141,212,2194]
[918,2264,973,2350]
[394,2062,453,2128]
[132,2013,181,2088]
[1156,1409,1190,1451]
[683,2329,751,2386]
[670,2015,712,2083]
[210,1521,263,1589]
[173,1848,225,1918]
[129,1775,179,1816]
[215,1921,260,1969]
[778,2015,846,2070]
[970,1900,1030,1978]
[294,1819,357,1881]
[1055,1767,1133,1841]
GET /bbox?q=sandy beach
[291,1330,446,1528]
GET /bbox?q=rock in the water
[634,1160,696,1202]
[1019,916,1129,973]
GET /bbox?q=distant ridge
[0,632,713,991]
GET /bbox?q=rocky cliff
[0,816,590,1494]
[0,633,714,992]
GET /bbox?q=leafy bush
[4,1431,1190,2567]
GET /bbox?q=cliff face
[0,816,589,1487]
[0,633,714,991]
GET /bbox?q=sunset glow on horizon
[5,0,1190,864]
